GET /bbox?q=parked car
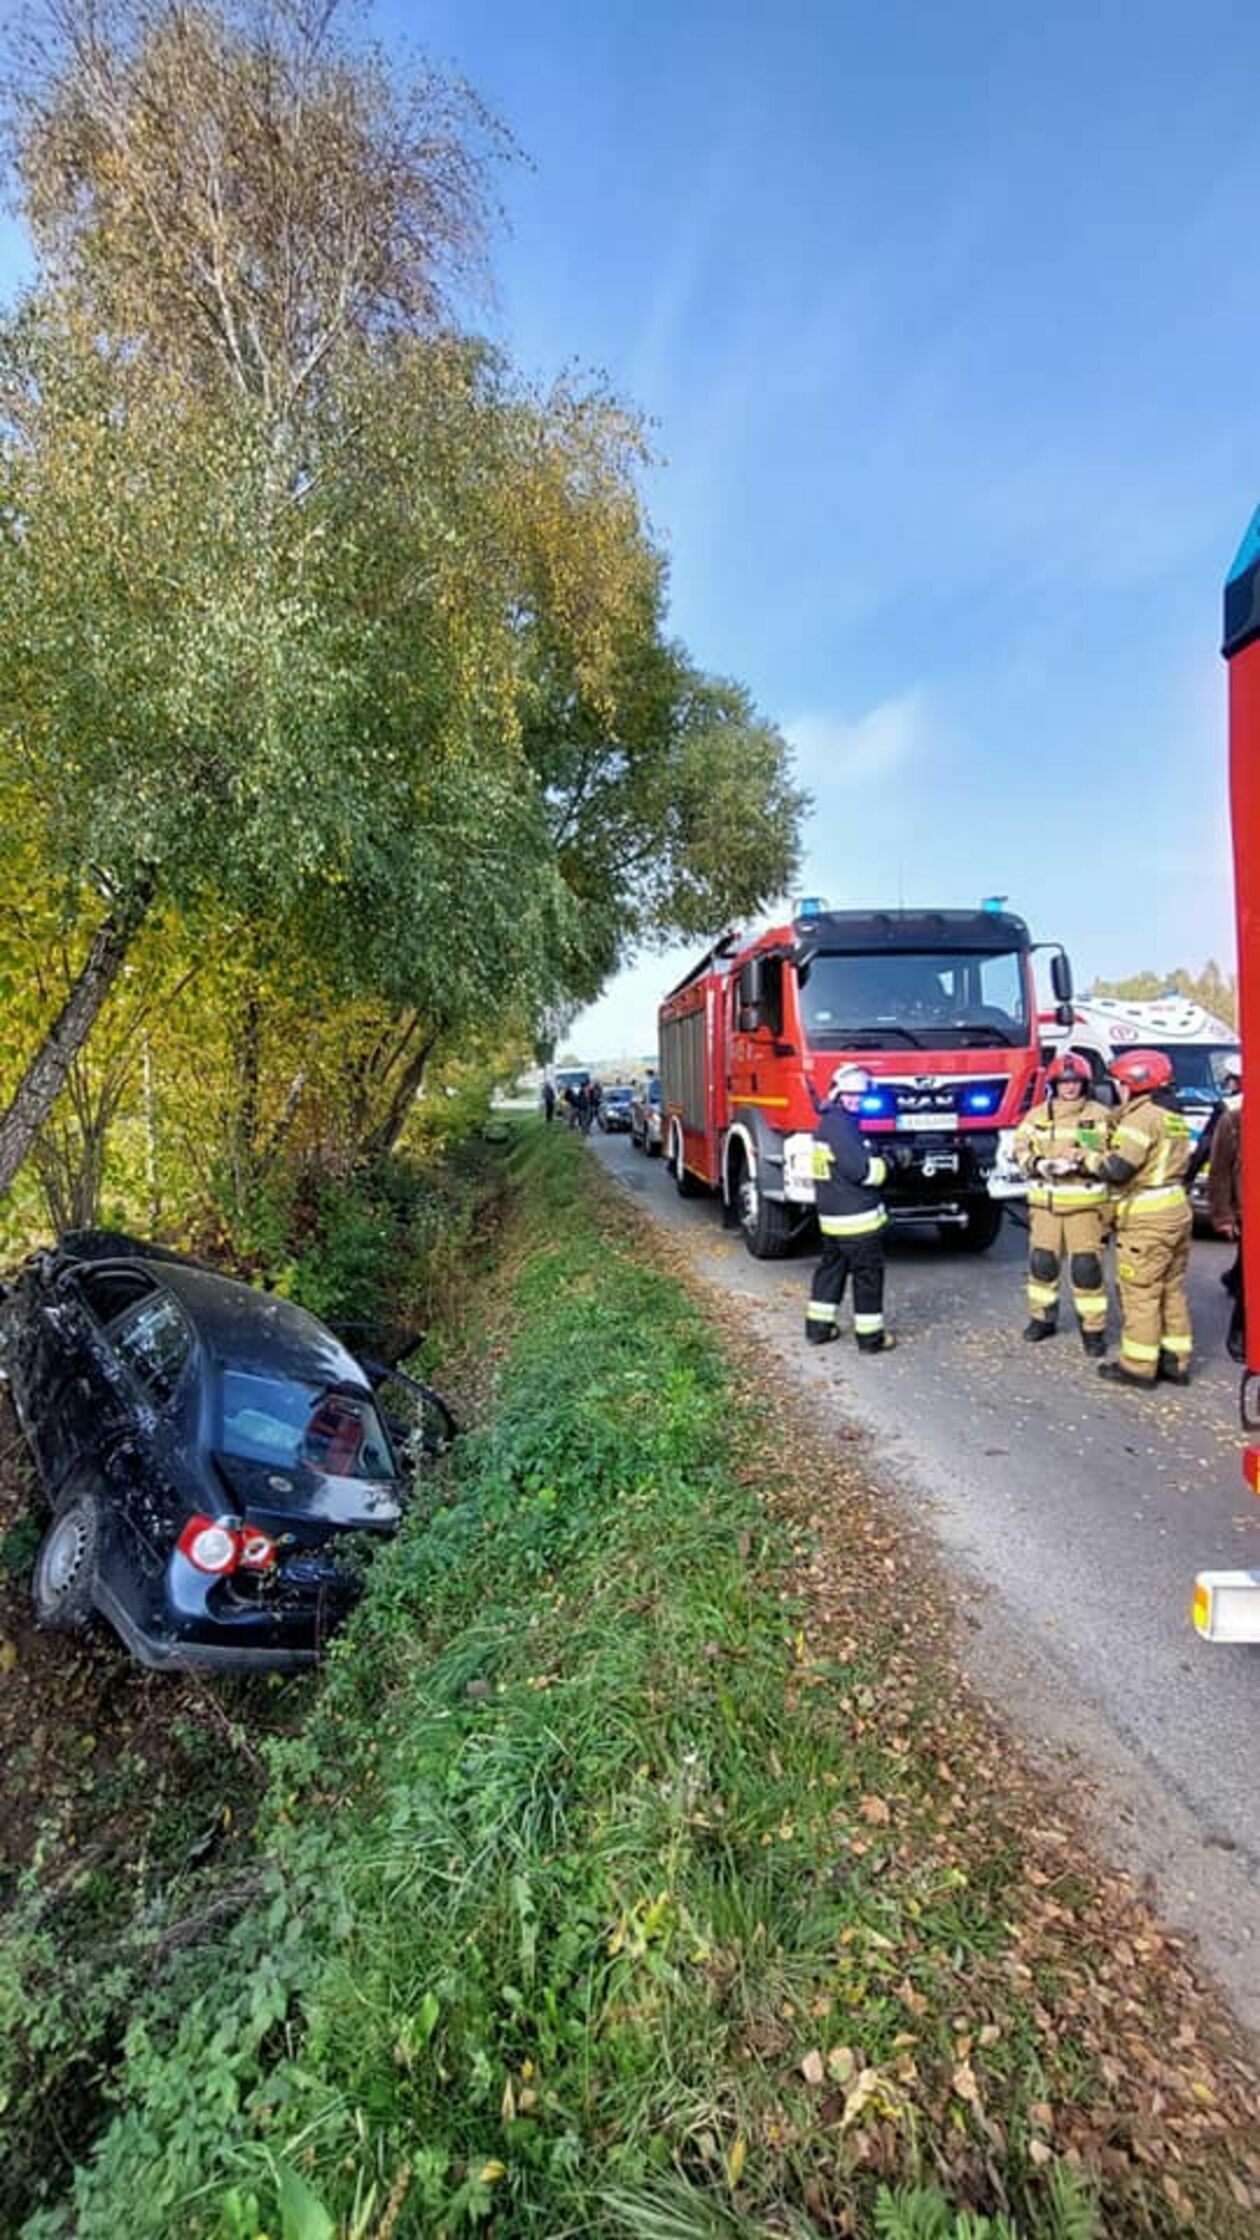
[598,1084,635,1134]
[0,1231,455,1673]
[630,1076,664,1156]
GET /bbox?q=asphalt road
[588,1122,1260,2019]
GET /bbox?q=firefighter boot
[1097,1361,1154,1390]
[856,1331,897,1355]
[1157,1351,1192,1386]
[1023,1315,1058,1342]
[1081,1330,1107,1358]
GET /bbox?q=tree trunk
[0,878,154,1203]
[357,1033,439,1163]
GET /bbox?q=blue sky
[398,0,1253,1057]
[2,2,1252,1061]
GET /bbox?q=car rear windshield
[219,1371,399,1482]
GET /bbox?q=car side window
[111,1292,192,1406]
[77,1265,158,1326]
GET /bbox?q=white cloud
[787,690,931,792]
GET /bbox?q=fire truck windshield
[797,948,1029,1052]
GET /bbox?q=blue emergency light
[795,896,826,917]
[980,895,1008,915]
[963,1086,1000,1115]
[860,1089,893,1117]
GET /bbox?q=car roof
[81,1251,369,1387]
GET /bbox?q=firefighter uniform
[806,1098,892,1352]
[1086,1093,1193,1383]
[1013,1094,1113,1342]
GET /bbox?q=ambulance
[1041,995,1239,1218]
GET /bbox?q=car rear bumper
[94,1576,324,1670]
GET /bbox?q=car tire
[33,1488,103,1633]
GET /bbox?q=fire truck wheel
[937,1196,1004,1253]
[670,1127,704,1197]
[735,1164,793,1258]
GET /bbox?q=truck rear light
[177,1516,240,1574]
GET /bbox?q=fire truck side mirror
[737,958,764,1034]
[1049,949,1073,1005]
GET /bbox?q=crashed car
[0,1231,454,1672]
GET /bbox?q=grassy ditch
[0,1136,504,2236]
[15,1122,1260,2238]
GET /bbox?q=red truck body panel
[658,909,1052,1249]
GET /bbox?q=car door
[102,1289,196,1573]
[20,1262,159,1496]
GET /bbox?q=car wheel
[33,1489,103,1633]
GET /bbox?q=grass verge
[16,1122,1260,2238]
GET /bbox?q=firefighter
[1013,1052,1113,1354]
[805,1065,896,1355]
[1080,1048,1193,1387]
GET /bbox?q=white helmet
[830,1065,872,1100]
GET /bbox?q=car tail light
[177,1516,240,1574]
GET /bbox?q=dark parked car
[630,1076,663,1156]
[597,1085,635,1134]
[0,1231,454,1672]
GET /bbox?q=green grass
[13,1124,1255,2238]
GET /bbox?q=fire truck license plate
[901,1112,957,1131]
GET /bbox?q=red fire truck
[658,904,1074,1258]
[1194,510,1260,1640]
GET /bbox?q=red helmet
[1045,1052,1091,1088]
[1109,1048,1173,1094]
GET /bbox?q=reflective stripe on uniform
[1044,1185,1108,1208]
[853,1311,885,1335]
[1116,1184,1186,1220]
[819,1207,888,1237]
[1115,1122,1149,1151]
[1120,1337,1161,1363]
[865,1155,888,1187]
[806,1301,837,1323]
[1027,1280,1059,1309]
[1161,1331,1193,1356]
